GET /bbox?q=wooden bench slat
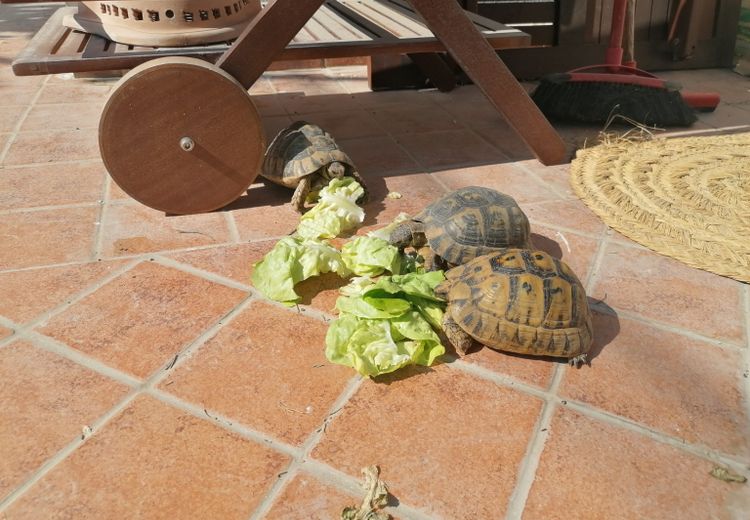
[343,0,431,38]
[315,5,372,41]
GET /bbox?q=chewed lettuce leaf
[335,293,411,319]
[341,236,401,277]
[367,212,411,241]
[325,271,447,377]
[369,271,446,301]
[339,276,376,297]
[251,236,349,305]
[325,313,444,377]
[297,177,365,240]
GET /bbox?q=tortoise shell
[440,249,593,359]
[261,121,356,188]
[419,186,530,265]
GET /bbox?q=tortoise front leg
[443,314,474,355]
[423,249,437,272]
[291,176,313,214]
[423,250,448,272]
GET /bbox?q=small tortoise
[389,186,531,270]
[435,249,593,364]
[261,121,368,213]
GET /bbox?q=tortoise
[261,120,368,213]
[389,186,531,270]
[435,249,593,365]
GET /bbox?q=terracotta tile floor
[1,4,750,519]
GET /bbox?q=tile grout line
[300,460,438,520]
[0,235,282,276]
[13,124,100,134]
[582,229,611,294]
[21,330,142,388]
[92,234,285,262]
[151,383,445,517]
[449,358,551,401]
[505,365,565,520]
[451,348,743,464]
[138,294,258,390]
[0,75,49,165]
[153,255,256,293]
[427,168,454,195]
[422,91,565,168]
[563,400,750,469]
[224,211,242,244]
[147,389,299,458]
[0,292,260,512]
[514,161,575,202]
[0,157,103,170]
[463,123,514,162]
[151,255,338,325]
[528,219,611,243]
[0,201,101,215]
[451,356,750,467]
[589,304,746,353]
[246,375,364,520]
[0,259,141,350]
[92,173,111,260]
[0,389,142,512]
[581,231,746,352]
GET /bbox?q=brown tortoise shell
[261,121,356,189]
[438,249,593,359]
[418,186,531,266]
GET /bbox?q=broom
[531,0,720,127]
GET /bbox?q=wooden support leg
[409,0,568,165]
[216,0,326,89]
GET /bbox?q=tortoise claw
[568,354,588,367]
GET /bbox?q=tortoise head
[324,161,347,180]
[388,220,427,250]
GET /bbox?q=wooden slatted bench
[2,0,569,215]
[11,0,531,78]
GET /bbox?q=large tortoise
[389,186,530,270]
[261,121,368,213]
[436,249,593,365]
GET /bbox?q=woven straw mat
[570,132,750,283]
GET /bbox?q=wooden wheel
[99,57,265,214]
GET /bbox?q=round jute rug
[570,132,750,283]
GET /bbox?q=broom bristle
[532,78,697,127]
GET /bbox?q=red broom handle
[623,0,636,68]
[606,0,630,66]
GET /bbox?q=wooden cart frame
[4,0,569,214]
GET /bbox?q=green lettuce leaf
[335,293,411,319]
[326,271,447,377]
[341,236,401,277]
[325,313,444,377]
[251,236,348,305]
[297,177,365,240]
[339,276,376,298]
[369,271,446,302]
[366,212,411,241]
